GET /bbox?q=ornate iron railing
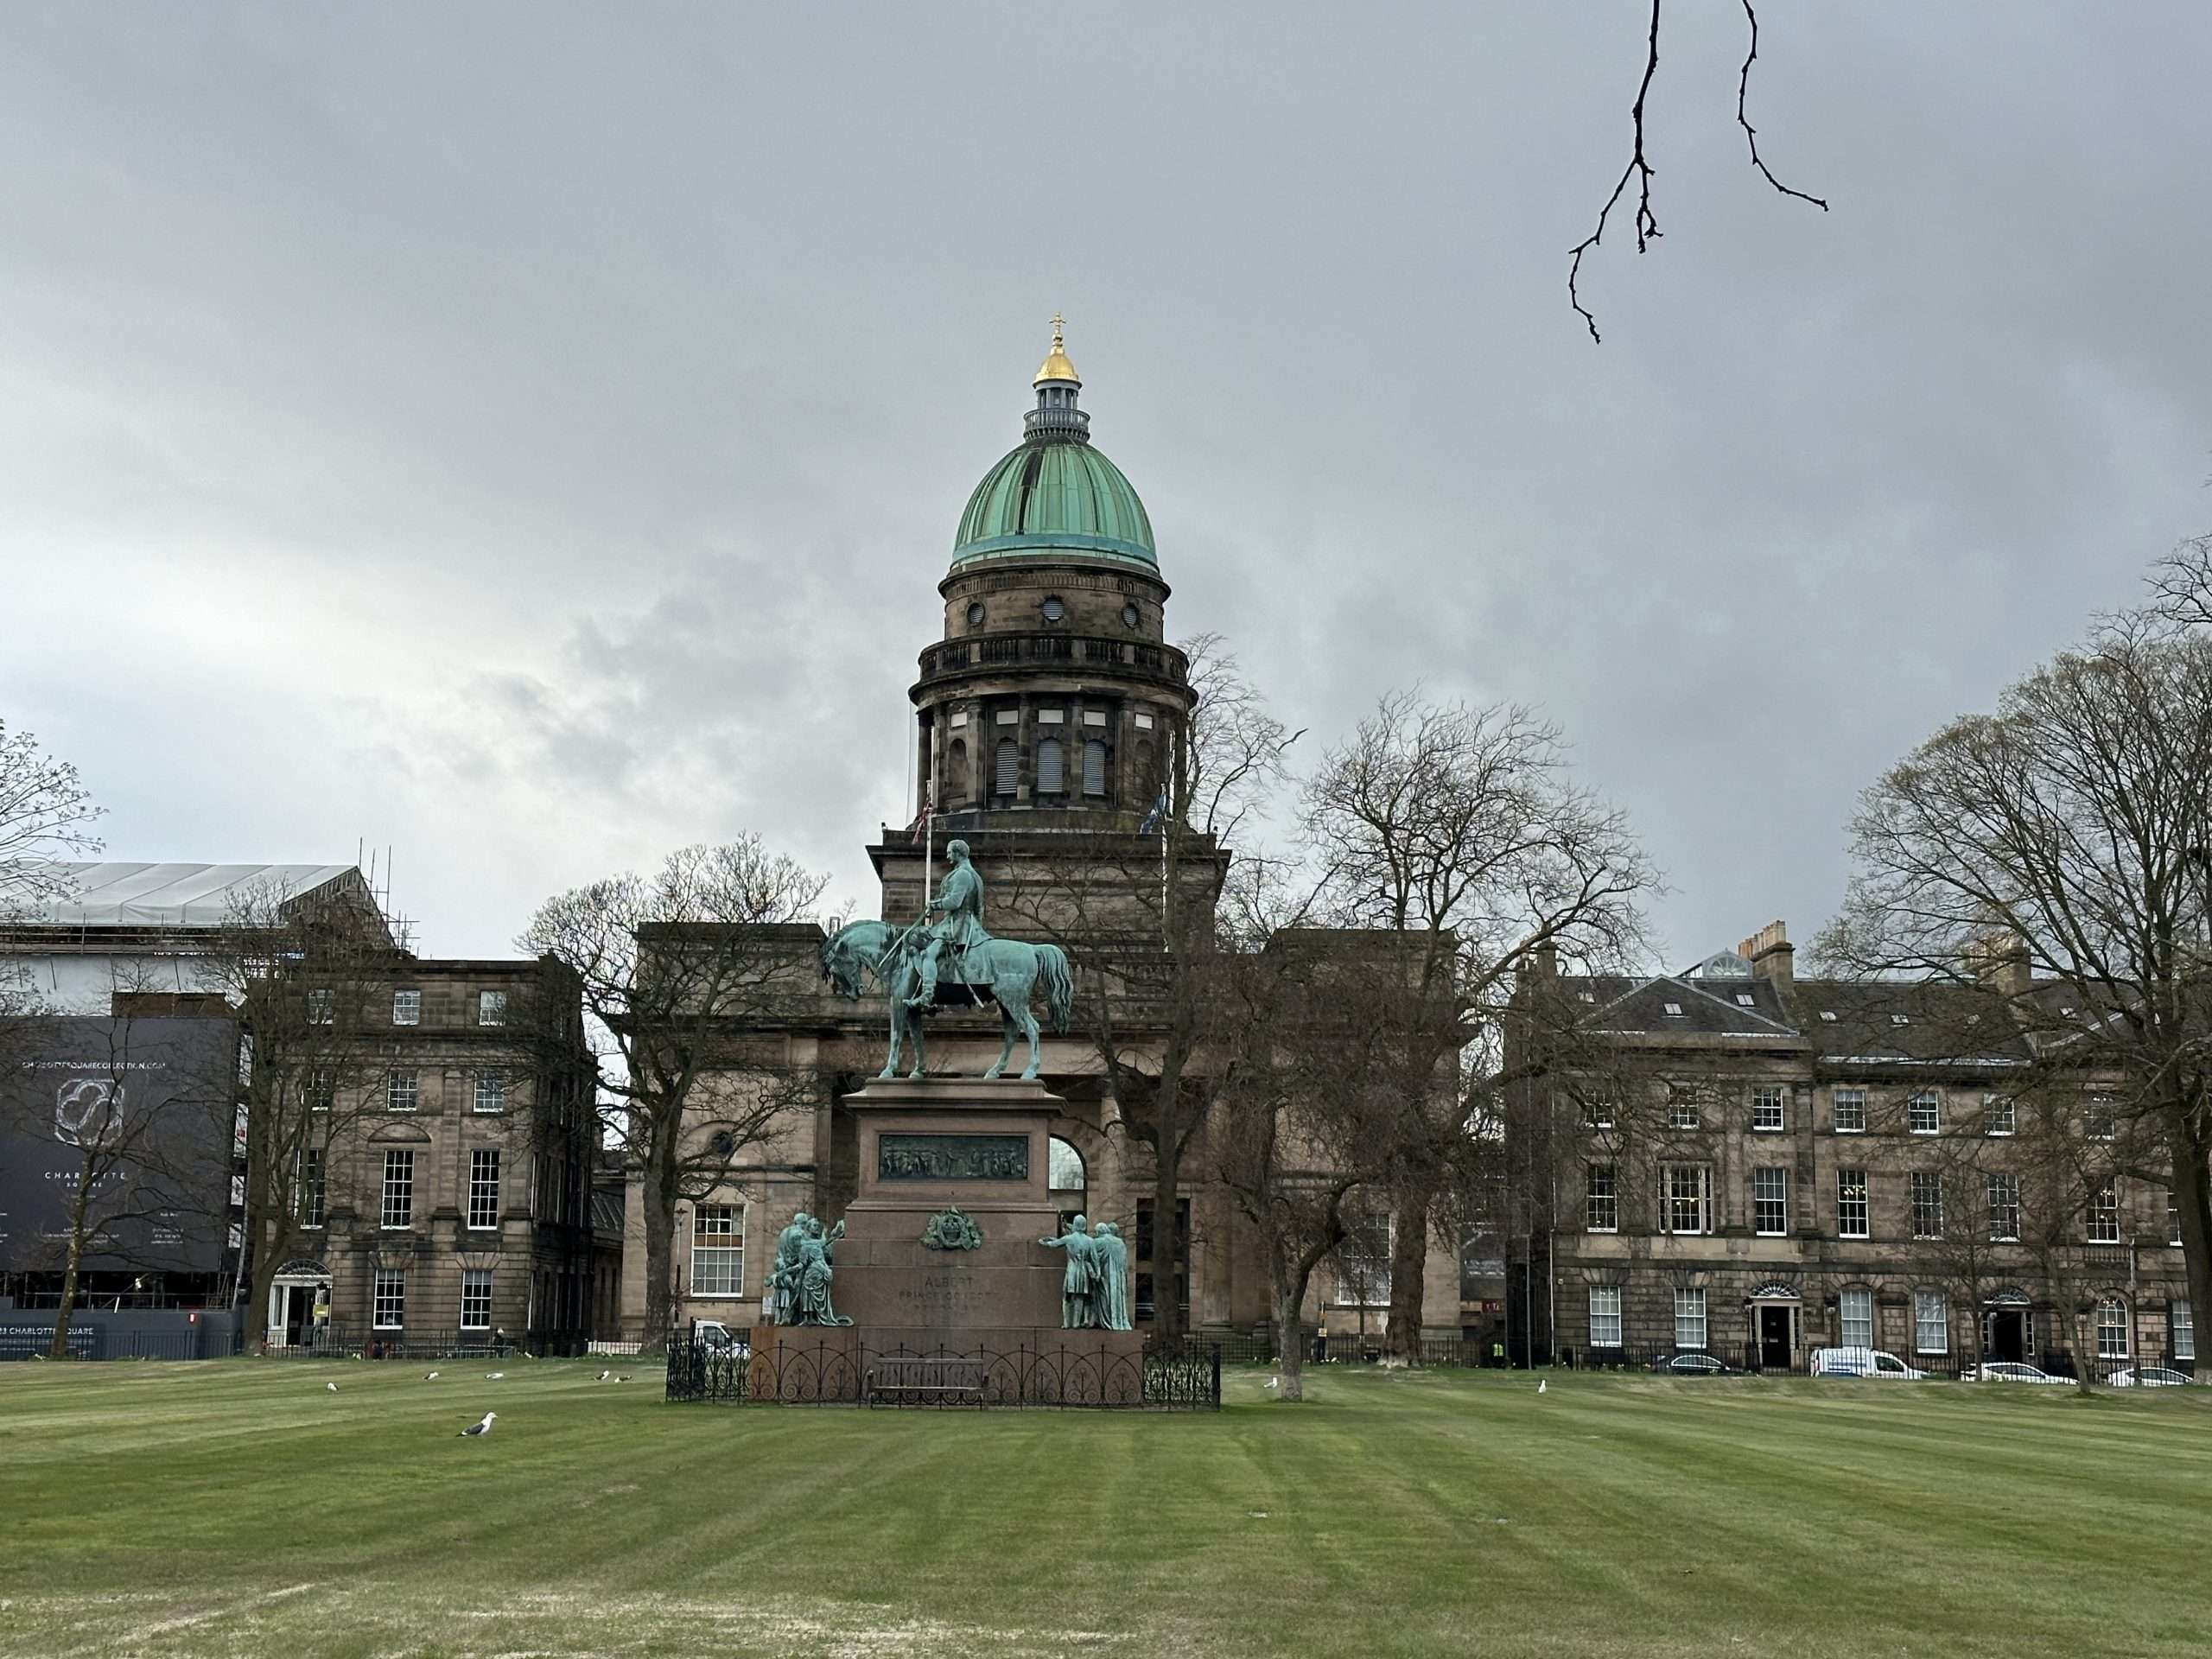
[916,634,1188,685]
[664,1336,1220,1409]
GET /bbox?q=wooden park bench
[865,1356,988,1407]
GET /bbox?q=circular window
[1041,596,1066,622]
[966,601,985,626]
[1122,602,1141,629]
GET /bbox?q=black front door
[1759,1306,1792,1370]
[283,1287,307,1345]
[1987,1309,2026,1363]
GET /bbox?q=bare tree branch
[516,837,827,1351]
[2145,534,2212,633]
[1568,0,1663,346]
[0,720,103,922]
[1737,1,1831,212]
[1570,0,1828,344]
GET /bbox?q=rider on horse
[908,838,990,1010]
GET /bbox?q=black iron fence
[665,1335,1220,1410]
[265,1326,521,1361]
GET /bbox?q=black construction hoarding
[0,1015,236,1276]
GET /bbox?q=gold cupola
[1033,313,1080,385]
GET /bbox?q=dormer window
[1820,1011,1838,1022]
[1662,1001,1685,1017]
[1891,1014,1910,1027]
[1579,991,1597,1004]
[1735,993,1756,1007]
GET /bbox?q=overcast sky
[3,3,2207,967]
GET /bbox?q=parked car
[692,1320,750,1359]
[1808,1346,1928,1379]
[1975,1361,2075,1384]
[2105,1366,2190,1388]
[1649,1352,1734,1376]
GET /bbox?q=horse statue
[821,918,1074,1081]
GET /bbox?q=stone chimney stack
[1738,919,1794,985]
[1966,931,2033,997]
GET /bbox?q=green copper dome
[951,440,1157,570]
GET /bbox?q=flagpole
[1160,728,1174,953]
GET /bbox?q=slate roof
[1569,972,1799,1039]
[1786,978,2031,1068]
[1552,969,2033,1071]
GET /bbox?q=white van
[692,1319,749,1358]
[1808,1345,1927,1380]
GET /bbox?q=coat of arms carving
[918,1206,984,1251]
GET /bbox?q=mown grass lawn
[0,1357,2206,1657]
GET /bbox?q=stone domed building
[619,326,1478,1348]
[872,321,1205,931]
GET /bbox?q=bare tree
[0,719,103,1039]
[516,838,826,1352]
[1300,691,1655,1361]
[2145,534,2212,632]
[1910,1147,2007,1375]
[1206,864,1391,1401]
[1007,636,1300,1342]
[194,883,405,1352]
[1819,612,2212,1363]
[1569,1,1829,343]
[0,719,103,921]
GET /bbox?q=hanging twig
[1569,1,1828,344]
[1737,0,1830,211]
[1567,0,1663,346]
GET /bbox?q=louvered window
[995,740,1019,796]
[1083,739,1106,796]
[1037,737,1065,794]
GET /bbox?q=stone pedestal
[755,1077,1141,1402]
[830,1074,1080,1333]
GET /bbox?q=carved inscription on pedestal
[877,1133,1029,1182]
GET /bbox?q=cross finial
[1049,311,1066,346]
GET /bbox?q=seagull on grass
[1537,1379,1547,1395]
[484,1371,505,1380]
[326,1382,339,1393]
[597,1369,610,1382]
[458,1412,497,1438]
[423,1371,440,1382]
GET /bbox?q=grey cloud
[2,3,2208,964]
